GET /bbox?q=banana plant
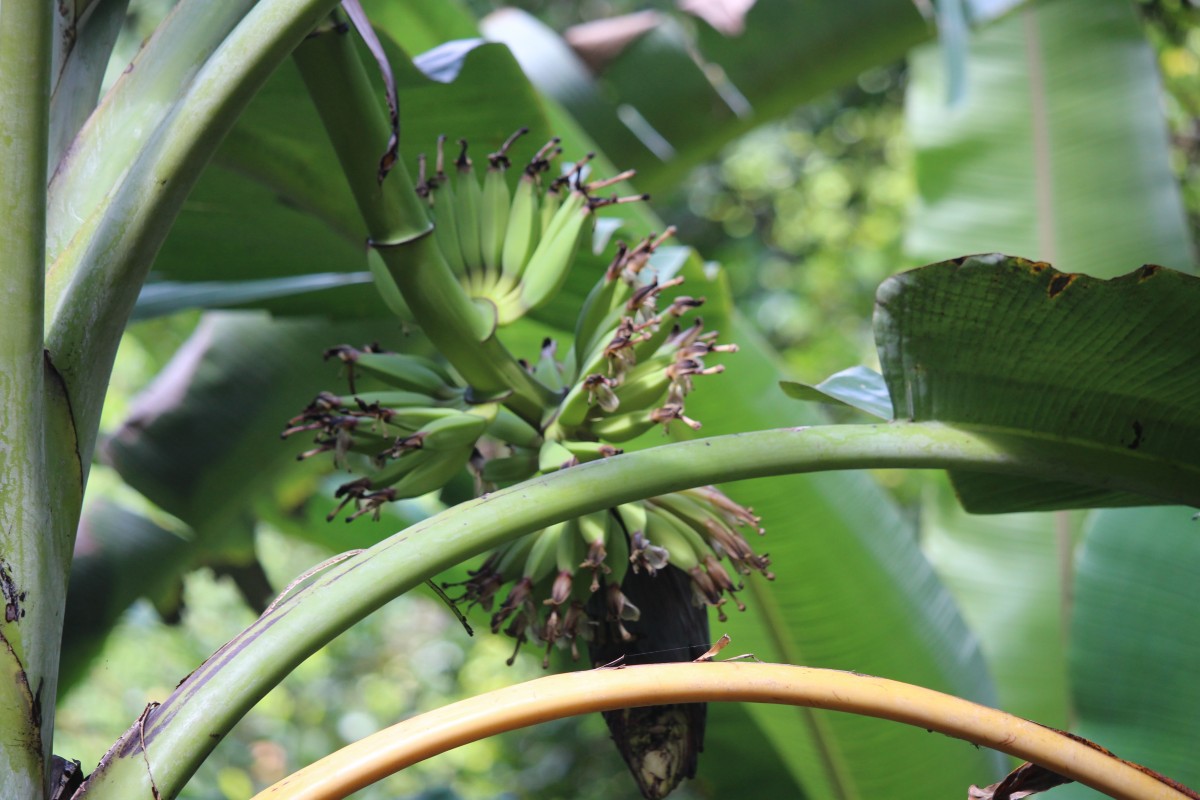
[3,1,1198,800]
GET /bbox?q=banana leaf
[1053,507,1200,798]
[483,0,932,193]
[875,254,1200,513]
[905,0,1193,273]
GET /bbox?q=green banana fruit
[524,522,568,583]
[480,161,512,280]
[643,506,702,571]
[479,449,539,485]
[426,137,467,276]
[326,347,456,399]
[452,139,484,287]
[500,170,540,288]
[516,188,591,313]
[538,439,578,473]
[585,408,657,443]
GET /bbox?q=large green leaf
[875,254,1200,513]
[920,478,1080,727]
[680,267,1003,798]
[1054,507,1200,798]
[905,0,1194,275]
[483,0,930,194]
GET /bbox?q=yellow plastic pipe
[253,662,1194,800]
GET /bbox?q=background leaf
[483,0,931,193]
[678,263,1004,798]
[1055,506,1200,797]
[905,0,1194,272]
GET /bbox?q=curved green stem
[291,24,555,425]
[45,0,343,472]
[75,421,1200,799]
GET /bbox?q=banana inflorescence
[416,130,647,325]
[286,132,771,673]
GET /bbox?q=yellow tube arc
[253,662,1192,800]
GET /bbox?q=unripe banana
[480,160,511,280]
[561,440,622,463]
[496,532,538,579]
[644,507,702,571]
[501,171,541,286]
[332,389,441,410]
[573,275,628,367]
[556,517,583,574]
[480,448,539,484]
[577,510,610,549]
[538,439,578,473]
[517,190,591,313]
[611,356,673,411]
[647,495,716,559]
[452,140,484,284]
[386,446,474,499]
[376,406,464,437]
[524,522,568,582]
[339,350,456,398]
[486,407,542,448]
[615,502,647,540]
[648,491,717,533]
[426,136,467,276]
[585,408,657,443]
[605,510,631,587]
[540,184,564,236]
[415,411,490,451]
[533,338,567,394]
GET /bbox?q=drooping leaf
[875,254,1200,513]
[780,366,892,419]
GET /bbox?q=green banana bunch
[417,131,647,326]
[284,345,509,521]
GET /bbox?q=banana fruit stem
[252,662,1193,800]
[293,21,552,424]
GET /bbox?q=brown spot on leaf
[1127,420,1144,450]
[1138,264,1162,281]
[1047,273,1076,298]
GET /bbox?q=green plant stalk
[76,421,1200,799]
[256,662,1193,800]
[44,0,258,268]
[44,0,344,476]
[47,0,131,172]
[291,25,555,425]
[0,2,57,797]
